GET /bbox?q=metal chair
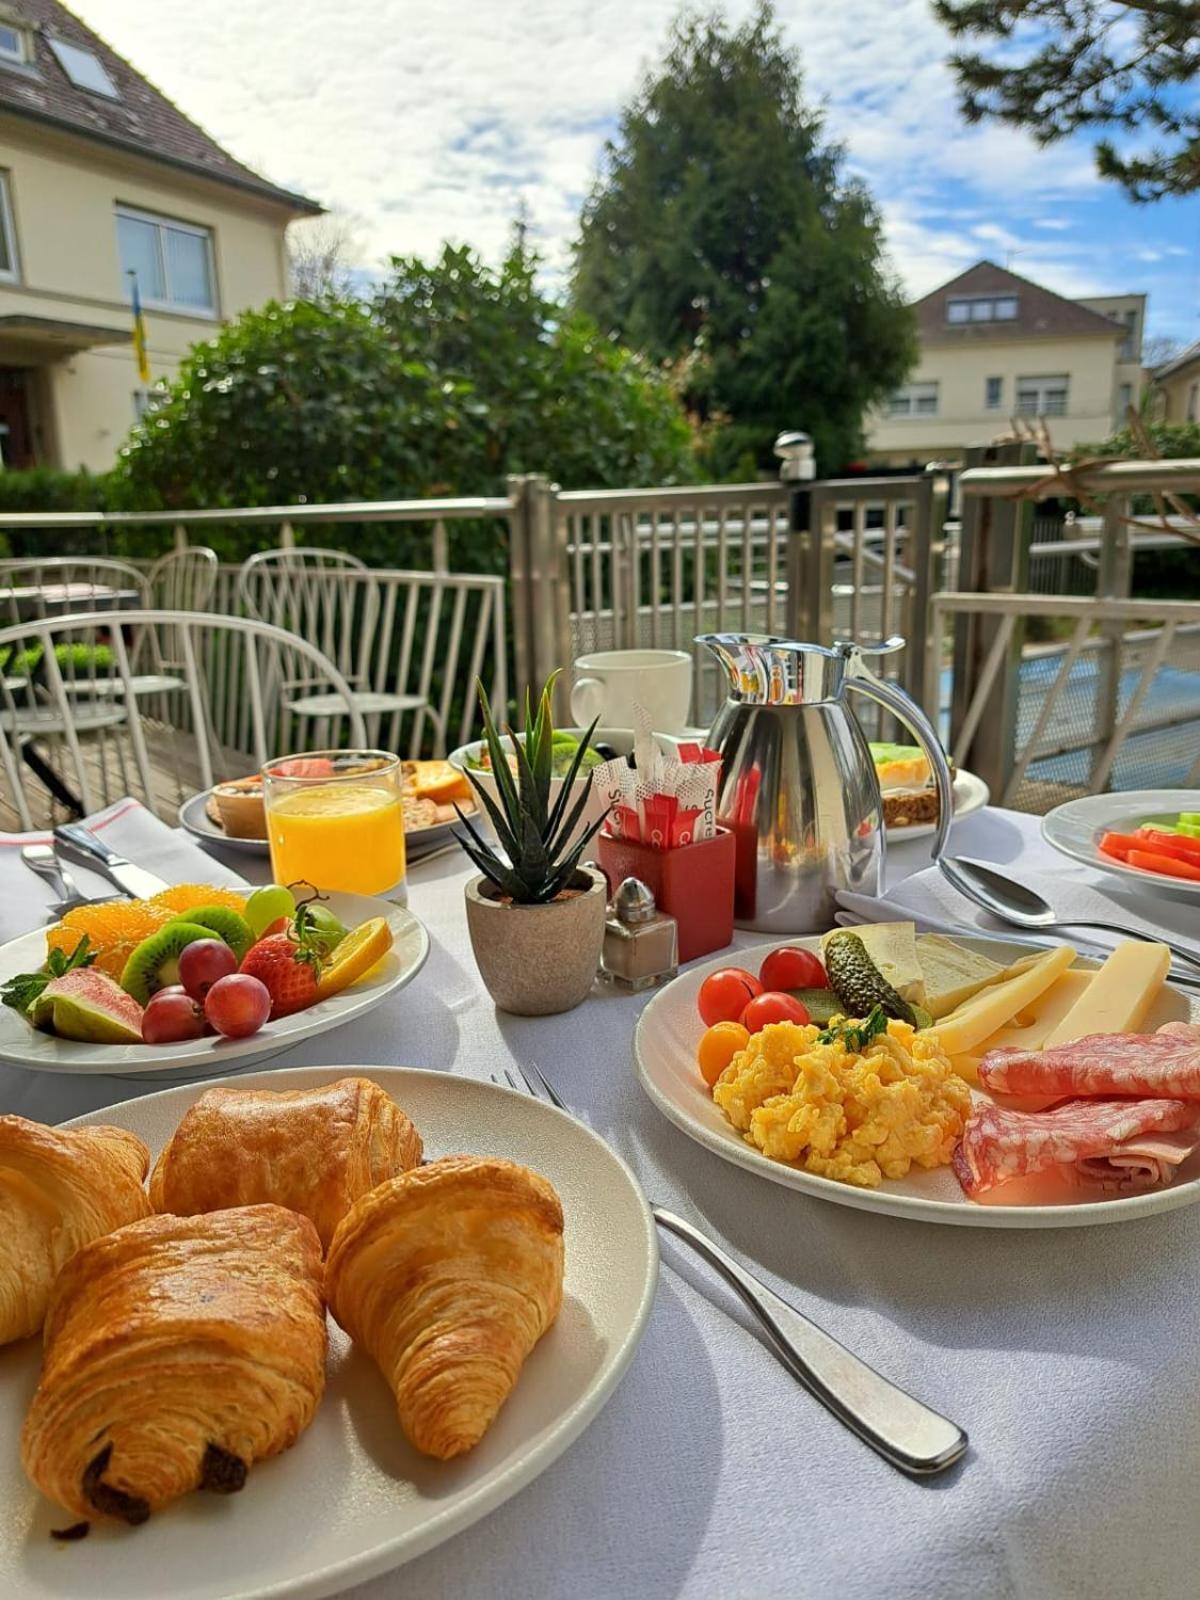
[236,547,445,749]
[0,609,367,829]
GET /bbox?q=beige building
[867,262,1146,466]
[1151,341,1200,425]
[0,0,319,472]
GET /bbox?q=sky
[73,0,1200,347]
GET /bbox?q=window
[1016,374,1069,417]
[0,19,29,65]
[47,37,120,98]
[888,381,938,417]
[985,376,1003,410]
[0,170,18,282]
[116,206,215,314]
[1117,382,1133,417]
[1187,383,1198,424]
[947,294,1019,325]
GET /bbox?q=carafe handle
[843,656,953,862]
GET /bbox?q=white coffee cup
[569,649,692,734]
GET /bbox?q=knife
[53,823,170,900]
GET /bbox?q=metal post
[777,431,827,641]
[950,441,1038,803]
[507,474,533,712]
[1090,496,1132,789]
[511,474,572,717]
[907,464,951,721]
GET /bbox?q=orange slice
[46,901,171,979]
[148,884,248,915]
[315,917,393,999]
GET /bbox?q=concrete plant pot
[464,866,607,1016]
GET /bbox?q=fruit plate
[1041,788,1200,904]
[0,1065,657,1600]
[885,769,989,843]
[0,893,429,1078]
[635,934,1199,1229]
[179,790,466,864]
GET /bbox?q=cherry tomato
[740,991,811,1031]
[697,967,763,1027]
[759,946,827,991]
[697,1021,750,1087]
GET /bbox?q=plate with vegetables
[1041,789,1200,903]
[0,881,428,1077]
[634,922,1198,1227]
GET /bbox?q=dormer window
[0,15,31,67]
[47,36,120,99]
[947,294,1018,324]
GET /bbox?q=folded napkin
[840,807,1200,954]
[0,798,249,943]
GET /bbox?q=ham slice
[953,1097,1200,1198]
[978,1022,1200,1100]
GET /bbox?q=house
[1151,341,1200,426]
[866,262,1146,466]
[0,0,320,472]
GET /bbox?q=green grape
[245,883,296,938]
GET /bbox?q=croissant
[21,1204,326,1524]
[149,1075,422,1249]
[326,1155,564,1460]
[0,1115,152,1345]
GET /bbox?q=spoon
[937,855,1200,977]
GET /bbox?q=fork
[21,844,122,918]
[489,1061,968,1477]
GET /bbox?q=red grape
[204,974,271,1039]
[178,938,238,1000]
[143,988,208,1045]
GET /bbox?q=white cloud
[69,0,1138,311]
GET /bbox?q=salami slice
[978,1023,1200,1099]
[953,1097,1200,1198]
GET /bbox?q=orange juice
[265,783,406,895]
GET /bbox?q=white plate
[635,935,1198,1229]
[1042,788,1200,903]
[179,791,471,864]
[885,769,989,843]
[0,1065,658,1600]
[0,893,429,1078]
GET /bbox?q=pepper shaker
[601,877,678,991]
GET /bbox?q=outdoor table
[0,582,141,620]
[1,803,1197,1600]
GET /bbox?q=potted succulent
[455,676,609,1015]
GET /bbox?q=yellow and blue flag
[129,270,150,384]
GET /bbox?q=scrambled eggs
[712,1018,971,1188]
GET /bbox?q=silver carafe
[699,634,953,933]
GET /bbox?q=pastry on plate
[149,1076,423,1250]
[0,1116,152,1345]
[325,1155,564,1460]
[21,1205,326,1524]
[206,775,267,839]
[869,742,956,828]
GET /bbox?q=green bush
[0,468,110,558]
[1072,422,1200,599]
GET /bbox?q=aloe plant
[454,675,608,904]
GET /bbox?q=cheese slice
[948,969,1094,1081]
[929,945,1077,1056]
[915,934,1007,1020]
[1041,941,1170,1047]
[821,922,925,1003]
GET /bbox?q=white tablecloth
[3,808,1198,1600]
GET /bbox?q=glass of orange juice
[261,750,406,899]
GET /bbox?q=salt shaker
[601,877,678,991]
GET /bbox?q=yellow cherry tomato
[698,1021,751,1087]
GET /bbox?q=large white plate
[1042,788,1200,903]
[885,769,989,844]
[179,791,471,864]
[635,935,1199,1229]
[0,1065,658,1600]
[0,892,428,1077]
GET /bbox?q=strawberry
[239,931,320,1018]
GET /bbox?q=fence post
[1090,496,1132,788]
[906,463,952,721]
[508,474,572,716]
[950,440,1038,804]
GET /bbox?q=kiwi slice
[166,906,253,962]
[120,922,214,1004]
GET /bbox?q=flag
[129,271,150,384]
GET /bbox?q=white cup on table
[569,649,692,735]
